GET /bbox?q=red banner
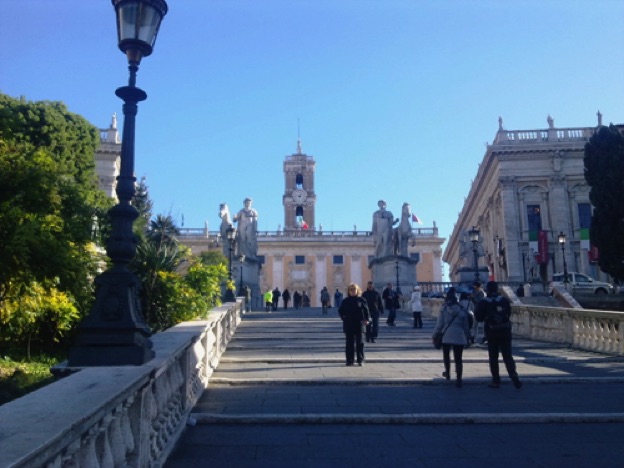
[537,230,549,264]
[588,245,599,263]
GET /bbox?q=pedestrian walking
[475,281,522,389]
[320,287,331,314]
[362,281,383,343]
[282,289,291,310]
[264,289,273,312]
[409,285,423,328]
[302,292,310,308]
[338,283,370,366]
[334,289,344,309]
[382,283,398,326]
[293,291,301,309]
[272,287,281,311]
[432,287,471,388]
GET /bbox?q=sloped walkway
[166,307,624,467]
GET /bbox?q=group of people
[336,279,522,391]
[432,280,522,389]
[319,287,345,315]
[263,288,312,311]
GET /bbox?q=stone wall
[0,300,243,468]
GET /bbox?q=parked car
[550,272,614,295]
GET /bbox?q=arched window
[295,173,303,189]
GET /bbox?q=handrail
[0,300,244,468]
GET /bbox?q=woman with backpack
[432,287,471,387]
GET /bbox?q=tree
[129,183,227,331]
[583,124,624,282]
[0,94,111,349]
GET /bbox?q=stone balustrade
[425,297,624,355]
[0,300,243,468]
[493,126,594,145]
[177,227,439,240]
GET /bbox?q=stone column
[273,254,284,290]
[315,255,326,307]
[500,177,522,282]
[351,255,363,288]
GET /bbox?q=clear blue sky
[2,1,623,263]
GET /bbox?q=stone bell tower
[282,138,316,231]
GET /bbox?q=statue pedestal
[234,257,261,311]
[369,255,419,295]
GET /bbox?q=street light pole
[395,260,400,292]
[558,231,569,286]
[238,255,245,295]
[69,0,168,366]
[223,225,236,302]
[468,226,481,282]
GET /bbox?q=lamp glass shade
[113,0,168,61]
[226,225,236,241]
[558,232,566,244]
[468,227,480,243]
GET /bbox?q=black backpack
[484,297,511,330]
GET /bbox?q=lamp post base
[68,267,154,366]
[223,289,236,303]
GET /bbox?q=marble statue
[233,197,258,259]
[372,200,397,258]
[393,202,412,257]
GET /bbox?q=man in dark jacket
[362,282,384,343]
[382,283,398,326]
[338,284,370,366]
[272,288,281,311]
[475,281,522,389]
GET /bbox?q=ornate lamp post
[468,226,480,281]
[223,224,236,302]
[68,0,168,366]
[558,231,569,286]
[395,260,400,292]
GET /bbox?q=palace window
[527,205,542,232]
[333,255,344,265]
[578,203,591,229]
[295,255,306,264]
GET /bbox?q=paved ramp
[166,307,624,467]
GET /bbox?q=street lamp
[395,260,400,291]
[223,224,236,302]
[558,231,569,285]
[68,0,168,366]
[468,226,480,281]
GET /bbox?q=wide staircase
[165,307,624,467]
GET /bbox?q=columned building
[443,114,613,286]
[179,142,445,307]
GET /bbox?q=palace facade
[443,114,614,287]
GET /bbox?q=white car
[551,272,614,295]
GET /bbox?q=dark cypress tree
[583,124,624,282]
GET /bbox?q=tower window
[295,173,303,189]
